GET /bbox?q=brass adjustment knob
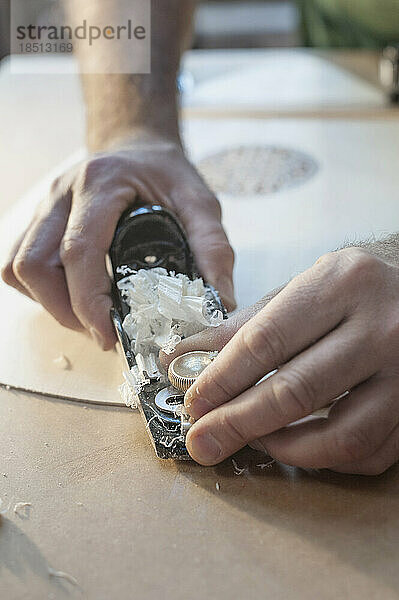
[168,351,217,393]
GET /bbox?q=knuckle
[13,253,42,280]
[60,236,85,264]
[220,412,249,446]
[314,248,382,295]
[241,316,287,369]
[203,364,236,400]
[269,370,316,423]
[338,247,381,284]
[181,188,222,220]
[1,262,16,285]
[315,251,340,273]
[68,293,94,325]
[49,175,64,197]
[332,426,371,464]
[77,156,116,189]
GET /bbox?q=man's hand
[164,247,399,475]
[1,140,235,349]
[1,0,234,349]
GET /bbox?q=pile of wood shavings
[117,267,223,406]
[198,145,318,196]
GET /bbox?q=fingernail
[249,440,268,453]
[188,431,222,464]
[90,327,105,350]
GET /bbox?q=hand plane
[109,205,226,459]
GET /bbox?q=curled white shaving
[174,403,191,434]
[135,353,162,380]
[216,482,220,491]
[116,265,135,276]
[232,459,249,476]
[48,567,78,586]
[161,334,182,355]
[257,460,276,470]
[13,502,32,516]
[118,380,138,409]
[53,354,72,370]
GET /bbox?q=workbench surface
[1,388,398,600]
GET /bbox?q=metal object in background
[109,205,226,459]
[194,1,300,49]
[380,45,399,104]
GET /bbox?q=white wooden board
[0,119,398,403]
[182,49,385,110]
[185,119,399,307]
[0,50,385,210]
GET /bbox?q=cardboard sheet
[0,119,398,403]
[1,388,398,600]
[1,54,398,600]
[0,153,123,405]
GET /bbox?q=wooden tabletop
[1,389,398,600]
[1,49,399,600]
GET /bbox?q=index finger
[60,190,134,349]
[175,196,236,311]
[184,252,353,417]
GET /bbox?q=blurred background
[1,0,398,209]
[1,0,398,61]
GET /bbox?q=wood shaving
[13,501,32,517]
[53,354,72,370]
[118,379,138,409]
[48,567,78,587]
[117,268,223,407]
[232,458,249,476]
[257,460,276,469]
[215,482,220,491]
